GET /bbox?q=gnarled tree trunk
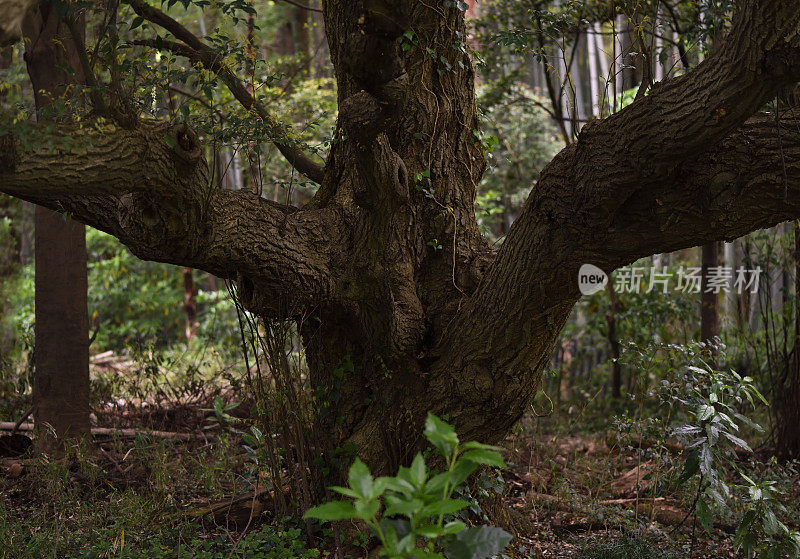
[1,0,800,473]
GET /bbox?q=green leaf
[696,498,713,533]
[416,524,447,538]
[678,449,700,484]
[303,500,355,521]
[699,444,713,476]
[348,458,374,499]
[449,459,479,487]
[460,449,506,468]
[129,16,144,30]
[461,441,503,452]
[425,413,460,458]
[697,404,715,422]
[763,509,780,536]
[410,452,427,487]
[442,520,467,535]
[721,431,752,452]
[384,496,424,519]
[424,471,452,495]
[385,476,416,496]
[330,485,358,498]
[445,526,513,559]
[410,552,446,559]
[735,509,757,548]
[420,498,471,518]
[354,498,380,521]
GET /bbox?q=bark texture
[1,0,800,471]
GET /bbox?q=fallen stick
[11,406,33,435]
[0,422,206,441]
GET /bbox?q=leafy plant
[735,474,800,559]
[203,395,241,432]
[304,413,512,558]
[665,361,799,559]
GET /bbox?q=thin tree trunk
[654,10,665,83]
[723,241,736,327]
[0,48,19,279]
[294,6,309,64]
[595,22,611,114]
[183,267,198,341]
[23,1,90,445]
[607,280,622,399]
[775,222,800,458]
[776,87,800,458]
[559,339,573,403]
[701,242,720,356]
[738,239,753,329]
[587,25,600,116]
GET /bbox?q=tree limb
[277,0,321,13]
[604,112,800,267]
[425,0,800,442]
[0,119,341,316]
[124,0,325,184]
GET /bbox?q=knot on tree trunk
[168,123,203,164]
[340,90,387,141]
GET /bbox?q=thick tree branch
[604,112,800,266]
[124,0,325,184]
[0,120,341,316]
[423,0,800,443]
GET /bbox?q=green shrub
[304,413,512,558]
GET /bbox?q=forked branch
[0,119,340,316]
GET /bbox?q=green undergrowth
[576,532,683,559]
[0,436,321,559]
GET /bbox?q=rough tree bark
[1,0,800,472]
[22,1,90,444]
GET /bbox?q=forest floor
[0,399,798,558]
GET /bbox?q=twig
[276,0,321,13]
[99,446,133,475]
[670,473,704,535]
[124,0,325,184]
[169,85,227,121]
[10,406,33,435]
[0,422,206,441]
[63,10,110,116]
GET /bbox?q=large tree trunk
[23,1,90,445]
[1,0,800,475]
